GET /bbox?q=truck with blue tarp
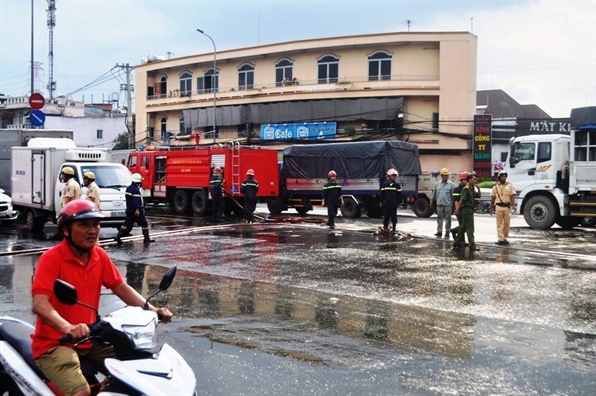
[267,140,422,218]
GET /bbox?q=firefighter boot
[143,229,154,244]
[115,228,126,245]
[392,224,397,235]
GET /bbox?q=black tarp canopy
[183,98,403,128]
[283,140,421,179]
[570,107,596,129]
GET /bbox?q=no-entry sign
[29,93,45,110]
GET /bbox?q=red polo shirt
[31,239,124,358]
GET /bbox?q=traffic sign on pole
[30,109,46,126]
[29,93,45,110]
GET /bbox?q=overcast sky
[0,0,594,118]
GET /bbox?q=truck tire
[523,195,557,230]
[191,190,208,216]
[580,217,596,228]
[295,207,309,215]
[555,216,581,230]
[340,197,359,218]
[173,189,189,215]
[412,197,434,218]
[267,196,283,215]
[26,210,45,232]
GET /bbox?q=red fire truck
[126,144,279,216]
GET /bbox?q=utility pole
[115,63,135,148]
[47,0,57,100]
[30,0,34,95]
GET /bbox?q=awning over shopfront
[183,97,404,129]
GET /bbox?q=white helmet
[387,168,399,176]
[131,173,143,183]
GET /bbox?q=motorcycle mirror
[54,280,78,305]
[159,266,177,291]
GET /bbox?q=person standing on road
[322,170,343,230]
[241,169,259,223]
[380,168,402,234]
[490,171,517,245]
[450,172,468,240]
[430,168,455,238]
[453,173,480,251]
[61,166,81,207]
[210,166,225,222]
[31,199,172,396]
[83,171,101,208]
[115,173,152,245]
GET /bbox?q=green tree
[112,131,129,150]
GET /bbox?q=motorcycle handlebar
[59,334,73,343]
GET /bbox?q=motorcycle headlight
[122,318,158,350]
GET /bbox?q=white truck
[11,138,132,231]
[505,106,596,229]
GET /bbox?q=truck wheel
[267,197,283,215]
[580,217,596,228]
[412,197,434,218]
[555,217,581,230]
[191,190,208,216]
[26,210,45,232]
[295,207,309,215]
[340,198,359,218]
[173,189,189,215]
[523,195,557,230]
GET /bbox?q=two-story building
[135,31,478,172]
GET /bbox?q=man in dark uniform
[450,172,468,240]
[240,168,259,223]
[115,173,152,244]
[321,170,343,230]
[380,168,402,234]
[210,166,225,222]
[453,173,479,251]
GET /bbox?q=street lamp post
[197,28,217,144]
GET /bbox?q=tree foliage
[112,132,129,150]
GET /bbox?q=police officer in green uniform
[453,173,480,251]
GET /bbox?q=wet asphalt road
[0,210,595,395]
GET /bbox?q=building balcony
[145,74,440,106]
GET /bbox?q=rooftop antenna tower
[47,0,57,100]
[404,19,414,32]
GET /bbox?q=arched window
[179,72,192,95]
[159,75,167,98]
[318,55,339,84]
[179,116,190,135]
[238,64,254,90]
[275,59,293,87]
[160,116,168,140]
[368,51,392,81]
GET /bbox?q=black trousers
[244,198,257,222]
[212,195,224,220]
[327,203,339,227]
[383,206,397,229]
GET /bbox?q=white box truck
[11,138,132,231]
[505,106,596,229]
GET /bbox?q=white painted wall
[43,116,128,148]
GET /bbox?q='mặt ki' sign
[473,114,492,178]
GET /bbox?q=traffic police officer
[61,166,80,207]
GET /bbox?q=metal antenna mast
[47,0,57,100]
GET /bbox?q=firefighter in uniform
[210,166,225,222]
[321,170,343,230]
[115,173,152,244]
[450,172,468,240]
[240,169,259,223]
[61,166,81,207]
[83,171,101,208]
[453,173,480,251]
[380,168,402,234]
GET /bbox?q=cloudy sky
[0,0,594,118]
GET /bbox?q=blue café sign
[260,122,337,140]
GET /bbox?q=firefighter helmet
[498,171,508,177]
[387,168,398,176]
[440,168,450,176]
[246,169,255,176]
[57,199,103,228]
[213,166,222,174]
[61,166,75,176]
[83,171,96,180]
[458,172,469,180]
[131,173,143,183]
[328,170,337,178]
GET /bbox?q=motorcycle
[0,265,197,395]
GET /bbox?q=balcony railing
[146,74,439,101]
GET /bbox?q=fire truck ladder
[231,141,241,195]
